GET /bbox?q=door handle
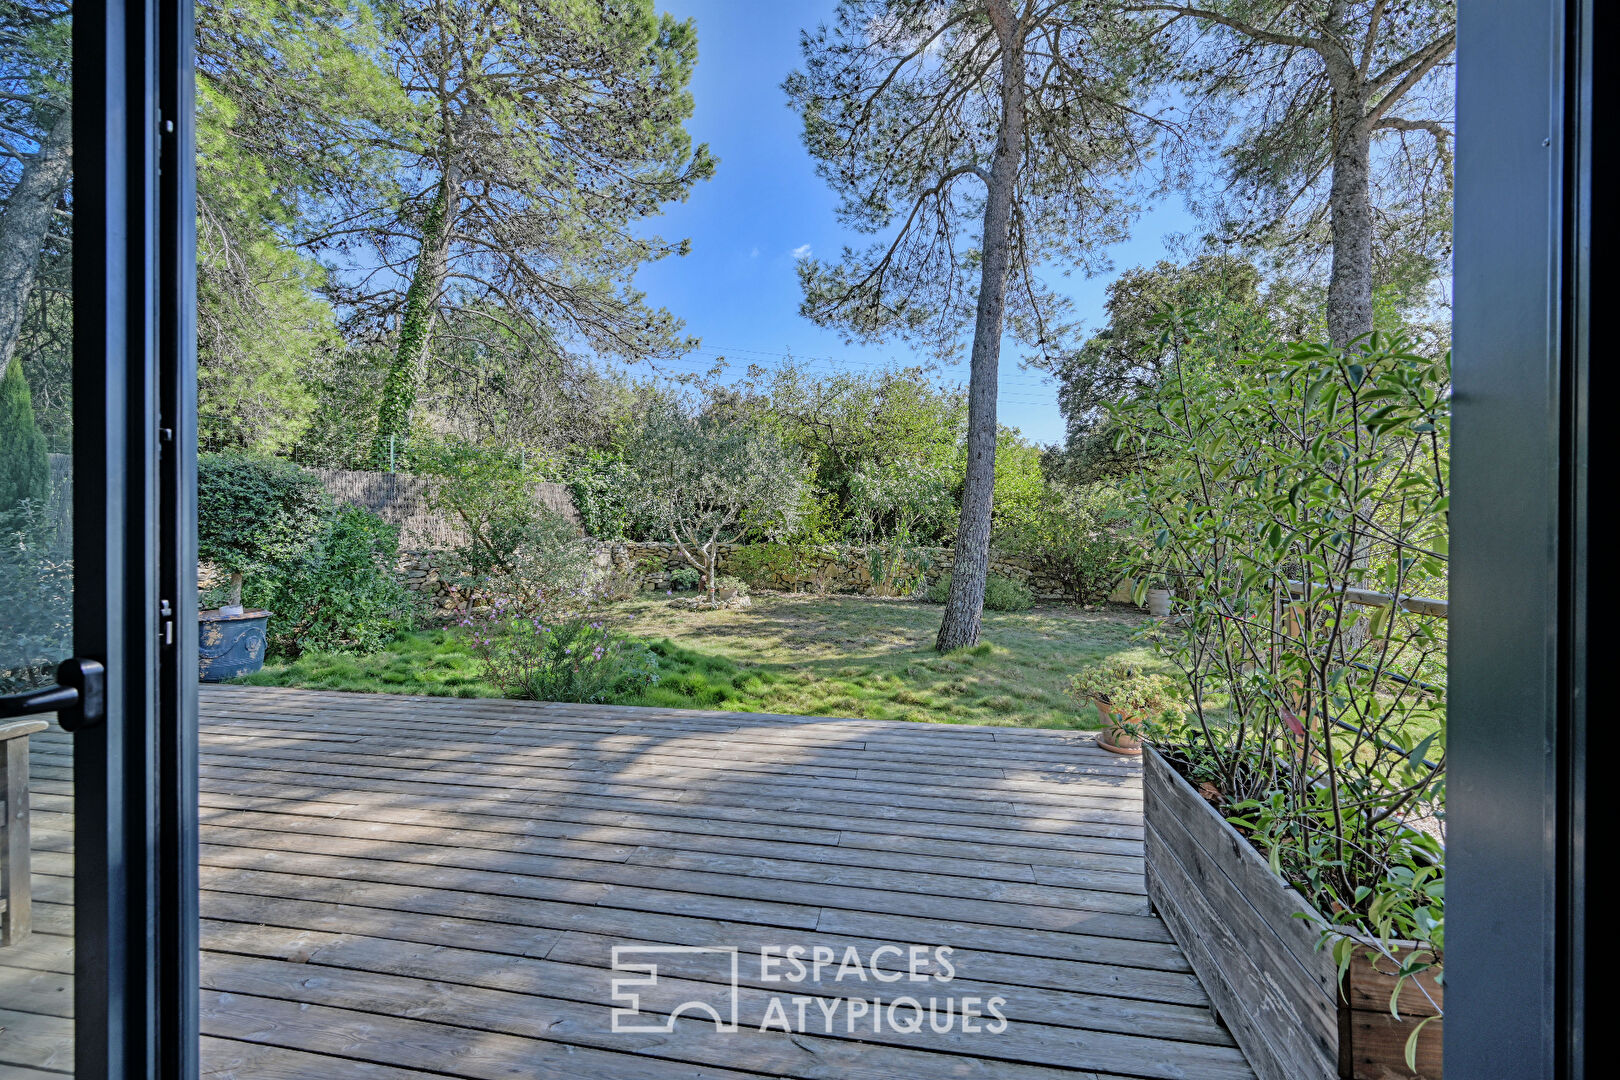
[0,657,107,731]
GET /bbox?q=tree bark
[1325,66,1374,348]
[0,107,73,374]
[370,167,458,468]
[935,2,1024,653]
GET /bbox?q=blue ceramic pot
[198,609,271,682]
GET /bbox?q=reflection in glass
[2,0,75,1073]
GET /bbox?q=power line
[621,356,1061,409]
[673,347,1061,398]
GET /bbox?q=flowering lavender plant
[461,582,659,704]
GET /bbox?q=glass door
[2,2,90,1072]
[2,1,197,1077]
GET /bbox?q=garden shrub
[926,572,1033,612]
[984,574,1035,612]
[864,530,933,597]
[417,438,596,610]
[249,506,419,657]
[563,448,657,540]
[669,566,701,591]
[1115,325,1448,1020]
[198,453,330,608]
[463,591,659,704]
[996,485,1127,604]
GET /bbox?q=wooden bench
[1,718,48,946]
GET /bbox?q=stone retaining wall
[311,467,579,549]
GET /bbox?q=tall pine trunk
[1324,72,1377,650]
[935,5,1024,652]
[1325,83,1375,349]
[370,170,457,469]
[0,107,73,373]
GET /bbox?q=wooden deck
[2,685,1252,1080]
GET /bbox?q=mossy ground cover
[239,592,1162,729]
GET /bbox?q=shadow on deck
[2,685,1251,1080]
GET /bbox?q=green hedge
[926,572,1035,612]
[199,454,416,657]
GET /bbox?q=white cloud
[791,244,812,260]
[750,247,760,258]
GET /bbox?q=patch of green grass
[239,628,496,697]
[242,593,1166,729]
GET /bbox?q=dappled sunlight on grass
[240,593,1166,728]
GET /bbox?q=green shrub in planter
[926,572,1034,612]
[1066,663,1185,720]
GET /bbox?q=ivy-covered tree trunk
[370,172,456,468]
[935,3,1025,654]
[0,106,72,374]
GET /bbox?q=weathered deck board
[0,686,1253,1080]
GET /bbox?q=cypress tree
[0,355,50,511]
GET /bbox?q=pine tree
[354,0,715,468]
[1133,1,1455,346]
[787,0,1174,650]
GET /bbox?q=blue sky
[628,0,1201,446]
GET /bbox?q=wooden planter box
[1143,747,1442,1080]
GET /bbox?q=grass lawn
[237,592,1163,729]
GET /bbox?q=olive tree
[624,403,807,602]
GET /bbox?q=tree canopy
[1136,1,1455,344]
[192,0,408,451]
[354,0,715,465]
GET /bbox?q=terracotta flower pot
[1093,699,1144,755]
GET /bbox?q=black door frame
[1450,1,1594,1076]
[49,0,1609,1077]
[73,1,198,1076]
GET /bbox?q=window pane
[2,0,75,1072]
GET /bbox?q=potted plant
[1066,662,1185,755]
[196,455,329,681]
